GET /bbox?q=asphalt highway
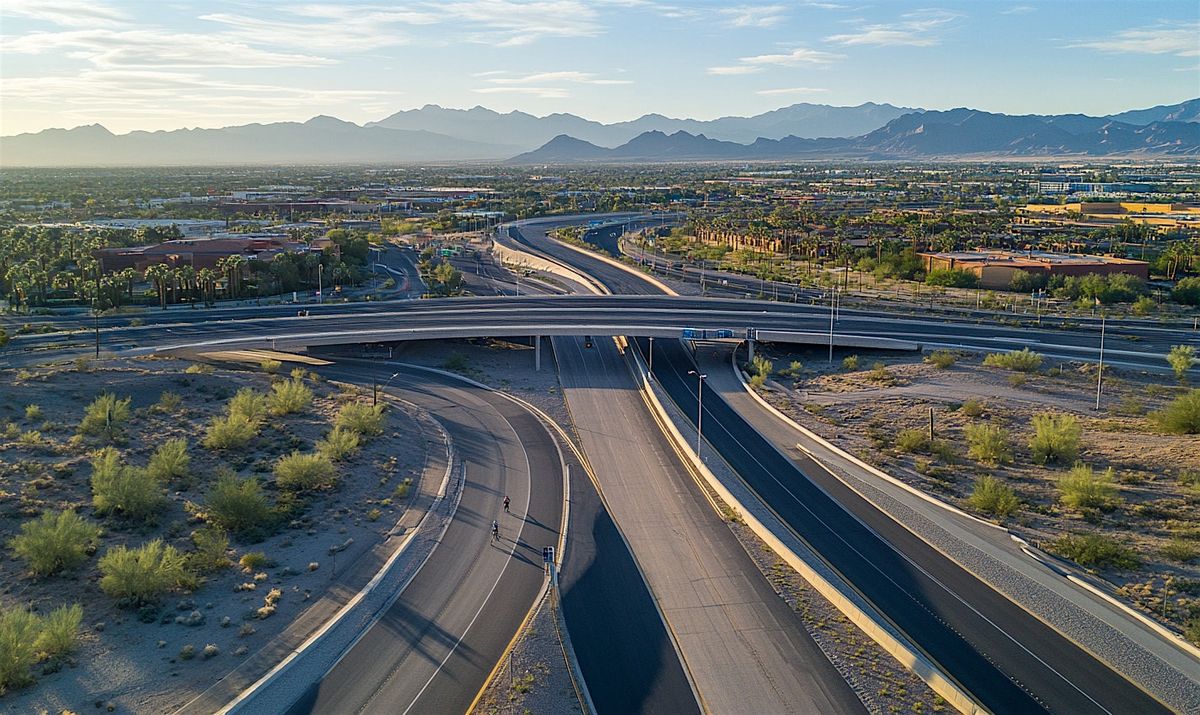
[647,337,1170,714]
[513,217,1177,714]
[283,361,564,714]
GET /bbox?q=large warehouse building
[919,250,1149,289]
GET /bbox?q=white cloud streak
[756,86,829,95]
[1,0,126,27]
[826,9,958,47]
[719,5,787,28]
[1070,24,1200,58]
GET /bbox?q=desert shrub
[965,423,1011,465]
[751,355,772,379]
[260,359,282,374]
[205,473,273,537]
[959,398,986,418]
[290,367,308,380]
[1172,277,1200,306]
[749,373,766,388]
[188,527,231,573]
[184,363,214,375]
[227,388,267,424]
[1058,463,1120,511]
[983,348,1043,373]
[393,478,413,499]
[841,355,859,371]
[0,607,42,693]
[90,447,165,520]
[10,510,102,576]
[147,438,190,482]
[1161,539,1198,563]
[274,452,336,491]
[34,604,83,660]
[256,588,282,619]
[179,644,195,660]
[155,391,183,413]
[1167,345,1196,384]
[867,362,892,383]
[79,393,132,438]
[924,350,957,369]
[239,552,268,572]
[968,476,1020,517]
[316,426,360,461]
[1151,389,1200,435]
[267,378,313,416]
[1029,413,1081,465]
[98,539,188,604]
[24,404,42,421]
[1050,533,1139,569]
[334,402,386,437]
[894,429,929,453]
[778,360,804,378]
[1187,617,1200,647]
[202,413,259,450]
[202,643,220,659]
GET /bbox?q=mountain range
[512,105,1200,163]
[1,99,1197,167]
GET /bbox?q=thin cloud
[473,86,572,98]
[756,87,830,95]
[826,9,958,47]
[438,0,602,46]
[485,70,631,85]
[709,46,841,75]
[199,6,438,52]
[2,0,126,27]
[1070,23,1200,58]
[719,5,787,28]
[4,29,333,68]
[1001,5,1035,15]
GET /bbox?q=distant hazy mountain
[4,99,1196,167]
[1106,98,1200,125]
[369,102,917,148]
[510,108,1200,163]
[0,116,514,167]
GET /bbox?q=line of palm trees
[142,255,247,309]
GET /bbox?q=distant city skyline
[1,0,1197,136]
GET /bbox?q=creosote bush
[239,552,268,572]
[959,398,985,418]
[155,390,183,413]
[965,423,1011,466]
[79,393,132,438]
[924,350,957,369]
[227,388,267,424]
[894,429,929,453]
[1058,463,1120,512]
[204,472,273,537]
[260,359,282,374]
[91,447,165,520]
[274,452,336,491]
[1166,345,1196,384]
[188,527,231,574]
[316,426,360,461]
[24,404,42,421]
[1029,413,1081,465]
[968,476,1020,517]
[267,378,313,416]
[147,438,190,482]
[203,413,259,450]
[98,539,188,605]
[1151,389,1200,435]
[9,510,102,576]
[1050,533,1139,569]
[334,402,386,437]
[841,355,859,371]
[983,348,1043,373]
[0,604,83,694]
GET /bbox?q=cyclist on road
[492,520,500,541]
[503,495,511,513]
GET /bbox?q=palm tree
[144,263,172,310]
[197,268,217,306]
[219,255,247,300]
[175,265,196,304]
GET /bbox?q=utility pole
[688,370,707,459]
[318,263,324,304]
[1095,314,1106,411]
[648,337,654,379]
[93,299,100,358]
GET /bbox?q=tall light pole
[828,288,836,364]
[317,263,324,304]
[1095,313,1106,411]
[688,370,707,459]
[374,371,400,406]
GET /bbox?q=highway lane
[283,361,563,714]
[555,334,865,714]
[647,337,1172,715]
[554,410,700,714]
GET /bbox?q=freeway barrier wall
[492,237,609,295]
[625,342,985,715]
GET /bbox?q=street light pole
[828,288,836,364]
[373,371,400,406]
[1095,314,1106,411]
[318,264,324,304]
[688,370,707,459]
[648,337,654,378]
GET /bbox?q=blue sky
[1,0,1197,135]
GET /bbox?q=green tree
[1167,345,1196,384]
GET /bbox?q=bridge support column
[534,335,541,372]
[747,338,755,366]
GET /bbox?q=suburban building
[919,249,1149,289]
[91,235,337,274]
